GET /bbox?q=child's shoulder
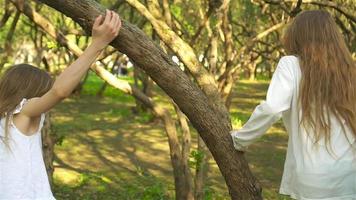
[0,98,46,137]
[278,55,300,74]
[279,55,299,64]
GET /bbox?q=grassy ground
[51,73,292,200]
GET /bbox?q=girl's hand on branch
[91,10,122,50]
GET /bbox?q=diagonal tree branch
[124,0,223,107]
[0,0,14,28]
[31,0,263,199]
[9,2,191,199]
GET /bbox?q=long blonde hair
[283,10,356,148]
[0,64,53,146]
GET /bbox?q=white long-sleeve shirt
[231,56,356,200]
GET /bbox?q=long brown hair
[283,10,356,149]
[0,64,53,146]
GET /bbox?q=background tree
[1,0,354,199]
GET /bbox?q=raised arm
[20,10,121,117]
[230,57,295,151]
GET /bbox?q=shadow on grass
[52,76,291,200]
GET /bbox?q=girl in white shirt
[231,10,356,200]
[0,10,121,200]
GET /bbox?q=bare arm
[20,10,121,117]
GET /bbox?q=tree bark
[173,103,194,200]
[194,136,210,200]
[33,0,263,198]
[125,0,224,109]
[0,0,13,28]
[5,10,20,54]
[10,1,195,199]
[41,113,56,187]
[147,2,195,198]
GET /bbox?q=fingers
[112,13,119,31]
[112,12,118,29]
[91,10,121,49]
[93,15,103,28]
[103,9,111,25]
[107,11,120,35]
[109,10,115,24]
[115,15,121,35]
[92,9,121,37]
[104,10,118,27]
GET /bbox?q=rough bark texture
[41,113,56,186]
[125,0,222,107]
[173,103,194,200]
[10,1,195,199]
[34,0,263,199]
[146,1,194,198]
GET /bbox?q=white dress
[0,99,56,200]
[231,56,356,200]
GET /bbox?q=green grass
[53,171,170,200]
[52,74,292,200]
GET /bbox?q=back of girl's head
[283,10,352,61]
[0,64,53,117]
[283,10,356,149]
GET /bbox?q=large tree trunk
[35,0,262,199]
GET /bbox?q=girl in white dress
[0,10,121,200]
[231,10,356,200]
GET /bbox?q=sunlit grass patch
[51,77,291,199]
[53,169,172,200]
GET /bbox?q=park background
[0,0,355,199]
